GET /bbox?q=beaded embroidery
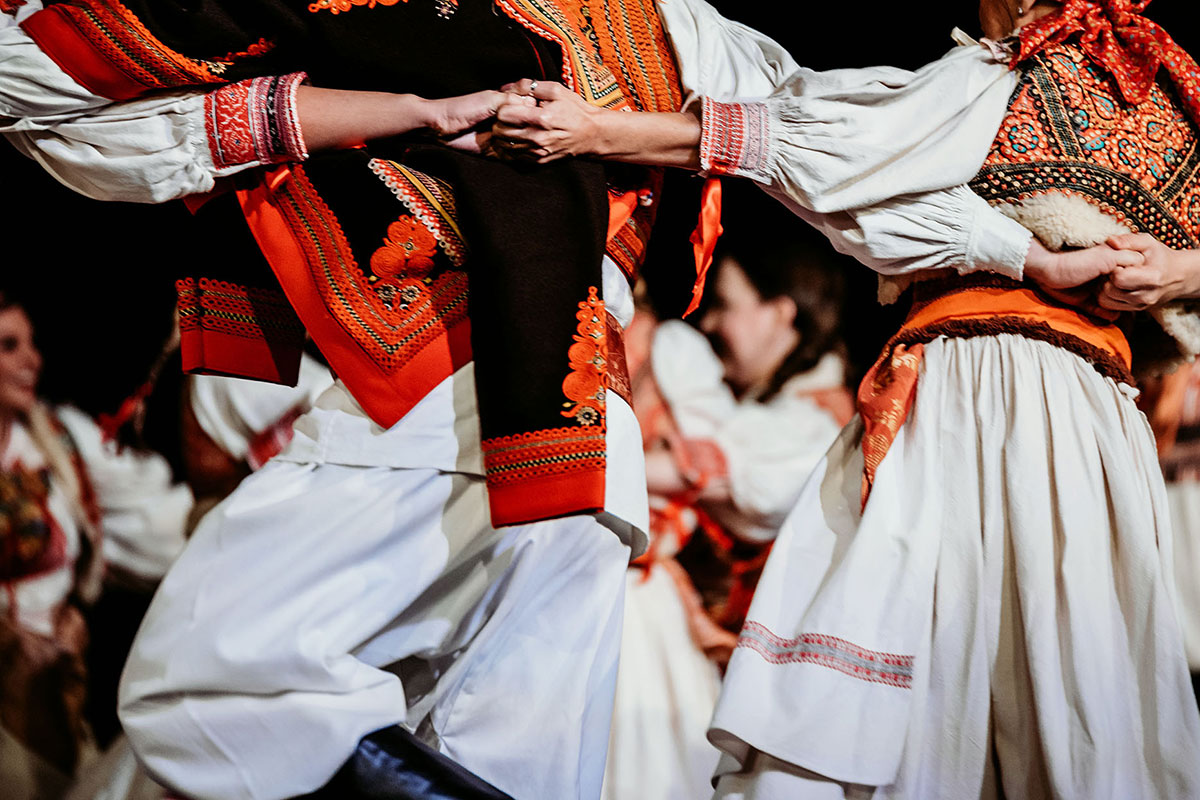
[971,42,1200,249]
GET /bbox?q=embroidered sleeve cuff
[960,189,1031,280]
[699,97,772,180]
[204,72,308,172]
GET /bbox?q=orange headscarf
[1016,0,1200,126]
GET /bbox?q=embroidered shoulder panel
[497,0,625,109]
[971,42,1200,249]
[274,163,469,373]
[25,0,231,96]
[579,0,681,114]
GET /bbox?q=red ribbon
[685,177,724,318]
[1016,0,1200,126]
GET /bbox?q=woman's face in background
[0,307,41,419]
[700,257,799,395]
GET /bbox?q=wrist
[579,105,612,158]
[405,94,438,132]
[1022,237,1058,283]
[1181,249,1200,299]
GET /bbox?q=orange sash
[858,282,1132,507]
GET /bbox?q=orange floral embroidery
[370,217,438,280]
[562,286,606,427]
[219,37,276,62]
[308,0,406,14]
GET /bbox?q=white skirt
[711,334,1200,799]
[1166,481,1200,671]
[601,566,722,800]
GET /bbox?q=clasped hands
[433,82,1200,314]
[433,78,601,162]
[1029,233,1200,316]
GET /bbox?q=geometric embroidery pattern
[737,621,915,689]
[481,426,607,488]
[701,98,771,178]
[176,277,305,344]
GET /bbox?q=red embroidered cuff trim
[205,72,308,170]
[700,98,770,177]
[737,622,915,689]
[482,426,607,485]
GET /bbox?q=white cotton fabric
[713,353,846,541]
[1166,482,1200,670]
[190,353,334,462]
[119,460,630,800]
[658,0,1032,279]
[55,406,191,583]
[602,566,723,800]
[710,335,1200,798]
[603,323,848,800]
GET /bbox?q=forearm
[588,108,701,169]
[1170,249,1200,299]
[295,85,439,152]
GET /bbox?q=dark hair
[710,226,846,402]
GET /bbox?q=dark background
[3,1,1197,413]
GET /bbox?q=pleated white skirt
[1167,481,1200,671]
[712,334,1200,799]
[601,566,722,800]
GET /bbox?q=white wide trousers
[119,461,629,800]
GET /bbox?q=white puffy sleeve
[657,0,1033,279]
[55,406,191,583]
[1,4,305,203]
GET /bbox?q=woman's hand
[1097,233,1200,311]
[1022,238,1143,320]
[491,79,604,163]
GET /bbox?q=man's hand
[1098,233,1200,311]
[1023,237,1143,290]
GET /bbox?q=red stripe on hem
[180,327,302,386]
